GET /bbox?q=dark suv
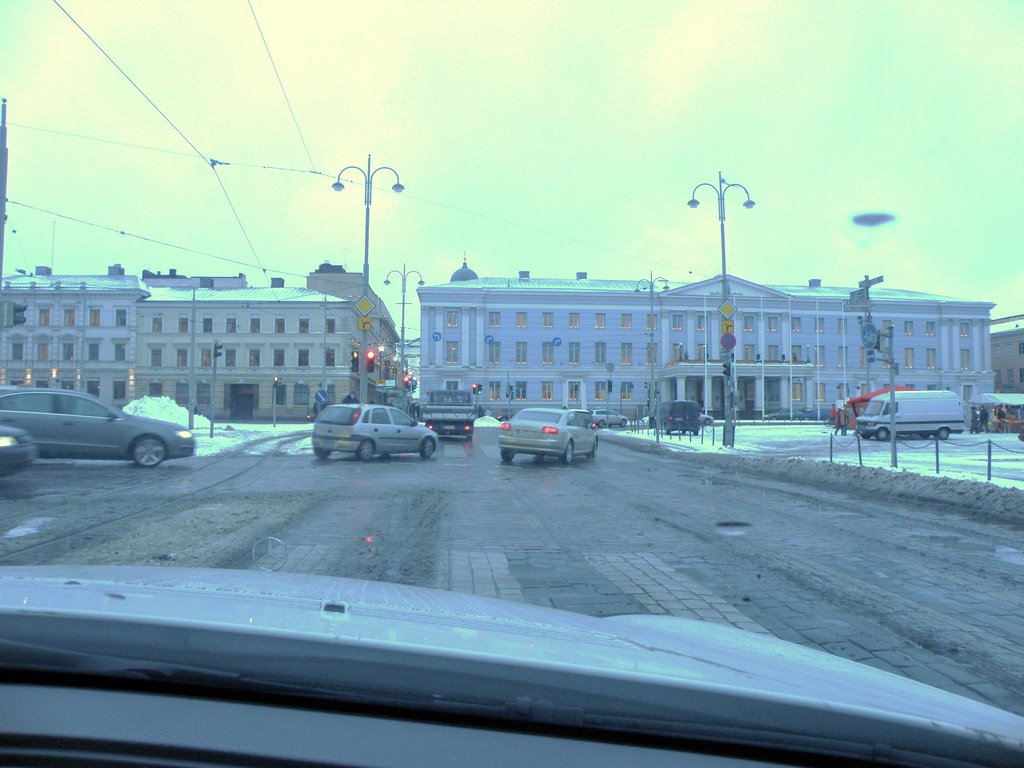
[656,400,702,435]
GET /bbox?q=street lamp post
[187,286,197,430]
[635,273,669,444]
[688,172,755,448]
[331,155,404,404]
[384,264,424,412]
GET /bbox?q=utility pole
[210,341,222,438]
[885,325,898,468]
[0,98,8,284]
[187,286,197,430]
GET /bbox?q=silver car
[0,389,194,467]
[591,408,628,428]
[312,404,437,461]
[498,407,598,465]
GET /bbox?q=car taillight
[464,425,472,431]
[350,408,361,424]
[427,423,435,430]
[541,426,558,434]
[500,422,511,430]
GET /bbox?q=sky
[2,0,1023,347]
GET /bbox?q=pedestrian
[979,405,990,433]
[831,403,840,435]
[840,404,851,436]
[969,406,979,434]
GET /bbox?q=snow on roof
[1,273,145,292]
[142,286,347,304]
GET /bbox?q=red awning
[846,385,915,410]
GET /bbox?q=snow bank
[474,416,502,427]
[122,396,210,430]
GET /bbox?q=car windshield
[2,1,1023,759]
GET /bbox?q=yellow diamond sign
[355,296,375,316]
[718,299,736,319]
[357,316,372,331]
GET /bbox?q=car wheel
[560,440,574,466]
[597,419,606,428]
[875,427,890,442]
[936,427,950,440]
[419,438,436,459]
[313,447,331,459]
[131,436,166,468]
[589,437,598,459]
[355,440,375,461]
[620,419,627,428]
[500,449,515,464]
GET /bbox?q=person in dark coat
[970,406,980,434]
[979,405,990,433]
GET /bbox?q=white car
[312,404,437,460]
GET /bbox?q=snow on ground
[474,416,502,427]
[123,396,210,430]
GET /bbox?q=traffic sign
[720,319,734,334]
[357,316,372,331]
[720,332,737,351]
[861,321,878,350]
[848,288,868,304]
[553,337,562,347]
[431,331,442,341]
[867,350,876,363]
[485,334,494,345]
[859,274,884,289]
[355,296,375,316]
[718,300,736,319]
[843,299,869,312]
[315,389,328,405]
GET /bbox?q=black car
[656,400,702,435]
[0,425,37,478]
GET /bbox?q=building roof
[449,259,479,282]
[142,286,347,304]
[2,273,146,292]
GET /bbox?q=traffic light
[351,350,359,372]
[213,342,223,360]
[365,349,375,373]
[403,374,412,389]
[723,360,732,377]
[0,302,27,328]
[471,383,481,394]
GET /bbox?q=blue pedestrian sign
[315,389,328,406]
[432,331,442,341]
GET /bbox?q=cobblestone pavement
[3,426,1022,716]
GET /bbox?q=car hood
[0,566,1020,766]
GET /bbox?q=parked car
[0,424,37,477]
[856,390,965,441]
[498,407,597,465]
[699,412,715,427]
[0,389,194,467]
[655,400,702,435]
[312,404,437,460]
[591,408,628,428]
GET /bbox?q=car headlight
[175,430,193,439]
[0,436,17,448]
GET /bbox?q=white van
[856,390,964,440]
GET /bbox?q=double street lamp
[384,264,424,410]
[688,172,755,448]
[331,155,404,403]
[635,273,669,443]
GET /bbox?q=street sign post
[860,321,878,350]
[315,389,328,406]
[720,332,737,351]
[720,319,734,334]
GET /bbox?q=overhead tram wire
[247,0,318,174]
[51,0,273,287]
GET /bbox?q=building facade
[990,319,1024,394]
[418,264,996,418]
[0,265,146,405]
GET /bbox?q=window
[837,346,846,369]
[568,381,580,401]
[87,343,99,361]
[542,342,554,365]
[174,382,189,405]
[646,314,656,331]
[837,318,846,333]
[817,345,825,367]
[671,314,684,331]
[275,318,286,334]
[514,381,527,401]
[791,317,801,332]
[568,312,580,329]
[325,349,336,367]
[926,348,936,369]
[994,345,1001,358]
[298,349,310,367]
[201,349,211,367]
[446,310,459,328]
[515,312,527,328]
[620,314,632,330]
[488,312,500,328]
[488,382,501,401]
[671,342,684,361]
[488,341,501,365]
[959,322,969,337]
[1019,342,1024,354]
[594,380,607,401]
[646,343,658,366]
[594,313,605,329]
[768,344,779,361]
[904,321,913,336]
[1006,368,1015,386]
[63,342,75,361]
[743,344,755,361]
[225,349,236,367]
[515,341,528,364]
[792,381,804,402]
[959,349,970,370]
[148,382,163,397]
[1020,367,1024,383]
[203,317,213,333]
[89,308,101,326]
[64,308,76,326]
[792,345,802,362]
[445,341,460,364]
[568,341,580,365]
[197,382,210,407]
[150,348,162,367]
[113,380,127,400]
[594,342,606,364]
[815,317,824,333]
[743,315,754,332]
[816,383,825,402]
[226,317,237,333]
[904,348,914,368]
[249,349,261,367]
[326,318,336,333]
[273,349,285,367]
[152,316,163,333]
[621,382,634,401]
[270,381,285,405]
[696,343,706,360]
[767,316,778,332]
[542,312,553,328]
[299,318,310,334]
[541,381,553,401]
[38,308,50,326]
[962,384,973,402]
[11,342,24,361]
[926,321,936,336]
[995,370,1003,387]
[178,317,189,333]
[294,384,310,406]
[250,317,261,333]
[620,342,632,366]
[176,349,188,367]
[696,315,705,331]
